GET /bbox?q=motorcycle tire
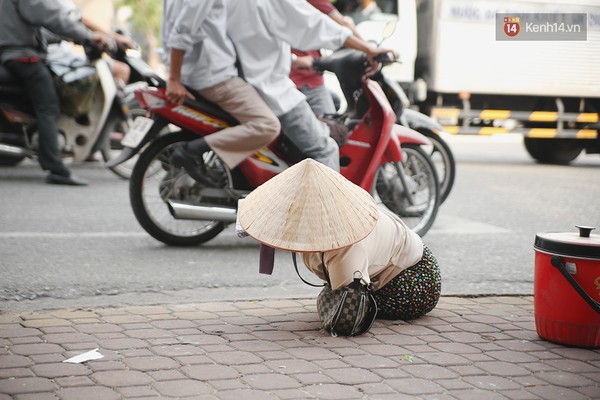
[417,129,456,204]
[0,155,25,166]
[373,143,440,237]
[129,130,235,246]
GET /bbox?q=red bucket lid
[535,226,600,260]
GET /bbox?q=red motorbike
[112,49,440,246]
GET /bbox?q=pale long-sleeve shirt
[224,0,352,116]
[302,209,425,290]
[161,0,238,90]
[0,0,92,63]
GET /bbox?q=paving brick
[463,375,522,391]
[207,350,264,365]
[447,388,513,400]
[230,340,284,352]
[31,362,90,378]
[150,344,205,357]
[10,343,64,356]
[12,393,58,400]
[182,364,239,380]
[217,388,279,400]
[91,369,153,386]
[416,351,472,366]
[0,327,41,338]
[430,342,482,354]
[123,356,180,371]
[303,383,364,399]
[56,386,120,400]
[147,369,187,381]
[474,361,532,377]
[21,319,71,328]
[0,368,33,379]
[343,354,400,369]
[322,367,382,385]
[9,336,43,345]
[0,355,32,368]
[86,360,128,372]
[242,373,301,390]
[534,370,597,388]
[97,337,149,350]
[486,350,539,363]
[526,385,591,399]
[235,363,274,375]
[53,375,95,387]
[265,359,320,375]
[401,364,459,380]
[543,358,599,373]
[75,323,122,334]
[293,372,333,385]
[386,378,445,395]
[28,354,64,364]
[116,385,161,398]
[42,332,95,344]
[0,377,56,394]
[284,347,340,361]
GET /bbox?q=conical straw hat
[239,159,379,252]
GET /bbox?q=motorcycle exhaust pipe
[167,199,237,222]
[0,143,30,158]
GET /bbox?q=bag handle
[551,256,600,314]
[292,252,325,288]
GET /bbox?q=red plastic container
[534,226,600,348]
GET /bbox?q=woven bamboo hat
[239,159,379,252]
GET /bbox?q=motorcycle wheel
[129,131,235,246]
[418,129,455,204]
[373,143,440,237]
[0,155,25,166]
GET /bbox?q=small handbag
[293,253,378,337]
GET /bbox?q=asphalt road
[1,134,599,312]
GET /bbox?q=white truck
[354,0,600,164]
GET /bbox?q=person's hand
[90,32,110,49]
[365,47,397,65]
[292,55,314,70]
[114,34,136,51]
[166,78,194,105]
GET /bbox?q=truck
[350,0,600,164]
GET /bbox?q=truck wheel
[524,138,582,165]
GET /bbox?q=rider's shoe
[46,172,88,186]
[170,145,219,187]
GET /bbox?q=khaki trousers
[199,77,280,168]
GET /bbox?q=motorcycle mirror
[356,13,398,47]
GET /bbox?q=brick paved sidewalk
[0,296,598,400]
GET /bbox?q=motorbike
[374,68,456,203]
[0,39,154,179]
[113,49,440,246]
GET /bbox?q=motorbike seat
[184,91,239,127]
[0,64,24,94]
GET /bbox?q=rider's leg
[5,60,68,176]
[300,84,337,117]
[199,77,280,168]
[278,101,340,172]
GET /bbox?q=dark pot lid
[535,226,600,259]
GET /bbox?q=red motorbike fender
[384,124,432,163]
